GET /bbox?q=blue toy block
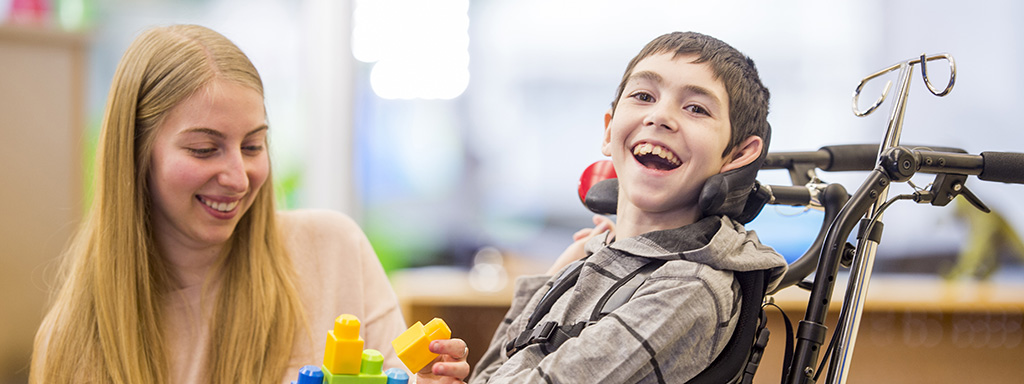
[384,368,410,384]
[291,365,325,384]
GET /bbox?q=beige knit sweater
[163,209,407,383]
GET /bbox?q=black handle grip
[819,144,879,171]
[979,152,1024,184]
[768,185,812,206]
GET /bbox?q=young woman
[29,25,469,384]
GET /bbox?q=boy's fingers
[429,339,469,360]
[572,228,592,241]
[432,361,471,380]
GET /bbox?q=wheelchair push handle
[979,151,1024,184]
[878,146,1024,184]
[764,144,970,185]
[763,144,880,173]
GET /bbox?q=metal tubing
[784,170,889,384]
[826,58,915,384]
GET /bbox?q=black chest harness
[503,258,666,357]
[502,257,780,384]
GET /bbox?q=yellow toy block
[391,318,452,373]
[322,349,387,384]
[323,314,365,375]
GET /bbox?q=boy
[468,32,788,383]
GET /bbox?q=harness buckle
[505,321,559,358]
[532,321,557,344]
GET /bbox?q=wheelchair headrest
[698,124,771,223]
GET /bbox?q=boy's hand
[415,338,470,383]
[546,215,614,275]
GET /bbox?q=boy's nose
[642,103,679,132]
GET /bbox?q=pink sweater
[163,209,407,383]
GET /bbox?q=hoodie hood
[585,215,788,291]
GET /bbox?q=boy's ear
[720,135,764,173]
[601,109,614,157]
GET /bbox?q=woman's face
[148,78,269,257]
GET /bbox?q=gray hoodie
[470,215,787,383]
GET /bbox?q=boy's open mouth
[632,142,681,171]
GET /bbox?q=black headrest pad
[697,124,771,224]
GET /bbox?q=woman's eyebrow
[180,125,268,138]
[245,125,268,138]
[181,127,224,138]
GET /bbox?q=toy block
[291,365,325,384]
[323,314,365,375]
[384,368,409,384]
[391,318,452,373]
[322,349,387,384]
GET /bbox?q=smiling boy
[469,32,788,383]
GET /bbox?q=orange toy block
[323,314,365,375]
[391,318,452,373]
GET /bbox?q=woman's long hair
[30,24,305,384]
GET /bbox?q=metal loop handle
[852,76,893,117]
[918,53,956,96]
[851,53,956,117]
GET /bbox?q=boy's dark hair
[611,31,771,157]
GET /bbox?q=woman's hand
[545,215,614,275]
[415,338,471,383]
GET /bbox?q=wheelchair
[578,53,1024,384]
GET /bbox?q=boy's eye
[685,105,710,116]
[629,91,655,103]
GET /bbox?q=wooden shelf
[0,23,88,384]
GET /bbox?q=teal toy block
[291,365,324,384]
[384,368,410,384]
[322,349,387,384]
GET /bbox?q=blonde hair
[31,25,305,384]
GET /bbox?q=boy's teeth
[633,143,681,166]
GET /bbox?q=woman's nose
[217,151,249,193]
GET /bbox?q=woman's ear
[601,109,614,157]
[720,135,763,173]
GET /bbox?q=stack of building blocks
[288,313,409,384]
[390,318,452,373]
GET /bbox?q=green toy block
[322,349,387,384]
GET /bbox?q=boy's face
[602,53,734,222]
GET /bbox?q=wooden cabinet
[0,24,87,383]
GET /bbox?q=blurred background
[3,0,1024,383]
